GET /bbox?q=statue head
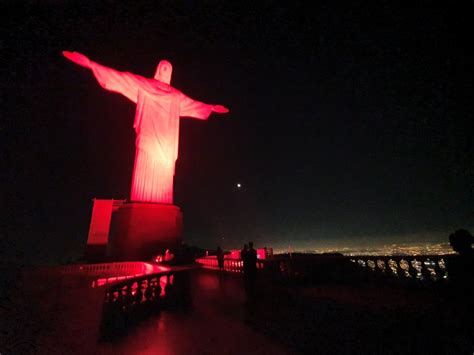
[154,60,173,84]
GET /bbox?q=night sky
[2,1,473,264]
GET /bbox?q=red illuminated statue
[63,51,229,204]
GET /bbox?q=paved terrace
[1,261,472,354]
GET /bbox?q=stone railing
[60,261,166,276]
[11,263,194,352]
[350,255,452,284]
[99,265,192,338]
[196,254,455,286]
[195,257,265,273]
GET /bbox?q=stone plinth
[108,203,183,261]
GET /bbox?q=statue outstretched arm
[211,105,229,114]
[63,51,91,68]
[62,51,145,103]
[179,93,229,120]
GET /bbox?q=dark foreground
[1,267,473,354]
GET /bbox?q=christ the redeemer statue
[63,51,229,204]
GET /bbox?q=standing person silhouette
[242,242,257,297]
[447,229,474,288]
[247,242,258,281]
[446,229,474,345]
[216,246,224,271]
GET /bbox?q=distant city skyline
[191,228,471,253]
[272,242,455,256]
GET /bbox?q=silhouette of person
[241,244,249,274]
[247,242,258,279]
[446,229,474,342]
[216,246,224,271]
[449,229,474,256]
[447,229,474,287]
[243,242,258,296]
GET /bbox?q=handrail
[60,261,163,275]
[100,266,193,339]
[349,254,452,283]
[195,257,265,273]
[196,254,455,284]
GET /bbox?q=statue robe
[90,62,213,204]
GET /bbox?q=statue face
[154,60,172,84]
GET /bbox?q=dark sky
[2,1,473,263]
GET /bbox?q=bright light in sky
[236,183,242,188]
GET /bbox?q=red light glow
[159,275,168,297]
[90,263,170,288]
[63,51,229,204]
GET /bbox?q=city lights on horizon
[190,227,471,256]
[269,242,455,256]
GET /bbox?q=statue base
[107,203,183,261]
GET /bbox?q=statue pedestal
[108,203,183,261]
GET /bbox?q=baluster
[437,258,448,280]
[124,284,134,311]
[367,259,376,271]
[387,259,398,276]
[135,281,144,304]
[159,275,167,297]
[408,259,420,279]
[399,259,411,278]
[145,280,153,302]
[152,278,160,302]
[103,291,114,318]
[422,258,437,281]
[166,274,174,295]
[377,259,386,273]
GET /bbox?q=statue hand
[212,105,229,114]
[62,51,91,68]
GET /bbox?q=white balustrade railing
[197,254,453,284]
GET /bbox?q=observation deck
[1,254,472,354]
